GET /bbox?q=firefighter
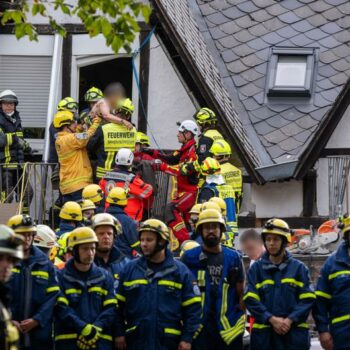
[7,214,60,350]
[54,227,116,350]
[188,203,202,238]
[193,107,224,163]
[0,89,32,212]
[313,215,350,350]
[54,109,101,203]
[56,201,83,237]
[180,240,200,258]
[134,131,153,161]
[88,98,137,180]
[0,225,24,350]
[99,148,153,221]
[115,218,201,350]
[84,87,104,111]
[34,224,59,263]
[92,213,129,282]
[210,140,243,212]
[145,120,199,243]
[105,187,140,258]
[181,209,245,350]
[80,199,96,226]
[197,157,237,246]
[82,184,105,213]
[55,232,73,270]
[244,218,315,350]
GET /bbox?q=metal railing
[0,162,172,228]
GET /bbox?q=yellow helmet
[92,213,122,235]
[194,107,217,125]
[7,214,36,234]
[262,218,291,243]
[69,227,98,249]
[189,203,203,215]
[196,209,226,233]
[106,187,128,206]
[80,199,96,212]
[57,97,78,112]
[82,184,104,203]
[201,157,221,176]
[209,197,227,216]
[53,110,75,128]
[57,232,72,256]
[338,215,350,237]
[84,87,103,102]
[136,132,150,146]
[210,140,232,157]
[116,98,134,116]
[139,219,170,241]
[59,202,83,222]
[0,225,24,260]
[201,201,221,213]
[180,240,200,257]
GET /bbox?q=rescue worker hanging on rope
[144,120,199,243]
[88,98,137,180]
[244,218,315,350]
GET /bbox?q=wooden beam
[320,148,350,157]
[137,29,151,133]
[61,33,72,98]
[302,169,317,217]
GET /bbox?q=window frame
[267,48,315,98]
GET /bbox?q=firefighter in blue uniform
[55,227,117,350]
[56,201,83,237]
[181,209,245,350]
[313,215,350,350]
[115,218,201,350]
[244,218,315,350]
[7,214,60,350]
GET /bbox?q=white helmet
[115,148,134,166]
[33,225,58,248]
[0,89,18,105]
[178,120,198,136]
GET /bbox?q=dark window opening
[267,48,315,98]
[79,57,132,111]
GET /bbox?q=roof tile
[266,4,289,16]
[339,2,350,15]
[334,30,350,44]
[219,21,241,35]
[219,35,241,48]
[241,53,264,67]
[265,115,291,128]
[333,44,350,58]
[331,58,350,72]
[241,68,264,82]
[279,11,301,24]
[240,82,263,97]
[266,145,286,159]
[294,5,315,19]
[237,1,260,13]
[294,129,312,143]
[307,14,329,27]
[320,88,340,102]
[314,93,332,107]
[323,7,344,21]
[281,122,305,137]
[262,17,286,31]
[221,49,239,63]
[324,0,348,5]
[305,28,329,40]
[291,19,315,32]
[250,107,276,120]
[308,1,333,13]
[320,22,343,34]
[265,129,289,144]
[295,115,318,129]
[290,33,314,46]
[279,138,303,152]
[232,74,249,87]
[198,3,217,16]
[310,106,332,120]
[254,120,276,135]
[227,60,249,74]
[250,9,273,22]
[248,23,270,37]
[206,12,231,25]
[235,15,257,29]
[319,36,341,49]
[247,37,269,51]
[280,0,305,10]
[261,32,285,45]
[222,6,245,20]
[280,108,304,121]
[253,91,265,104]
[317,78,336,90]
[252,0,276,7]
[234,29,255,43]
[209,27,227,40]
[276,26,299,39]
[318,64,338,78]
[242,97,261,111]
[208,0,233,11]
[232,43,256,57]
[337,16,350,29]
[319,50,339,64]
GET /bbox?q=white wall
[326,104,350,148]
[147,36,196,149]
[315,158,329,216]
[251,180,303,218]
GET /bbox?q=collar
[180,139,196,152]
[261,250,291,271]
[137,249,176,275]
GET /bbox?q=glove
[151,159,163,171]
[77,324,101,348]
[142,148,154,156]
[77,336,93,350]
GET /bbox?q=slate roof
[154,0,350,181]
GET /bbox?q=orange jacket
[56,118,100,195]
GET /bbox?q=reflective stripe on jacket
[313,241,350,349]
[55,259,116,350]
[115,250,201,349]
[182,246,245,345]
[244,251,314,350]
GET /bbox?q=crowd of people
[0,84,350,350]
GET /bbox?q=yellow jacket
[56,119,100,195]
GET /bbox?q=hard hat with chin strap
[34,225,59,248]
[82,184,104,203]
[80,199,96,212]
[59,202,83,222]
[53,110,75,128]
[196,209,226,233]
[194,107,217,125]
[177,120,199,136]
[139,219,170,242]
[210,140,232,157]
[201,157,221,176]
[69,227,98,249]
[136,132,150,146]
[92,213,122,236]
[7,214,36,234]
[189,203,203,215]
[262,218,292,243]
[209,197,227,216]
[106,187,128,206]
[57,97,78,113]
[115,148,134,166]
[84,87,103,102]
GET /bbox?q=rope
[132,26,162,149]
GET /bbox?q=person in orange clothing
[54,110,101,203]
[144,120,200,244]
[99,148,153,222]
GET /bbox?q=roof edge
[257,160,298,182]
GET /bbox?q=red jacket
[99,167,153,222]
[153,139,198,193]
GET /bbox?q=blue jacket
[313,241,350,349]
[55,258,117,350]
[115,250,201,349]
[56,221,76,238]
[182,245,245,346]
[94,246,130,290]
[106,205,140,258]
[7,246,59,349]
[244,251,315,350]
